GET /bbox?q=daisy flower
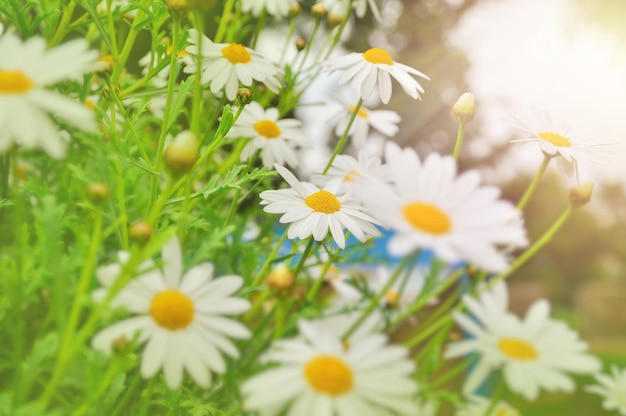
[260,164,381,249]
[354,142,527,273]
[508,106,611,177]
[0,32,98,158]
[241,320,419,415]
[320,0,381,20]
[241,0,298,17]
[91,237,251,390]
[227,101,308,168]
[444,283,600,401]
[586,365,626,415]
[184,29,281,101]
[322,48,428,104]
[327,92,401,149]
[456,395,520,416]
[310,150,392,191]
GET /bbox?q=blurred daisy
[260,164,381,249]
[366,265,435,313]
[444,283,600,401]
[322,47,428,104]
[0,32,98,158]
[92,237,251,390]
[328,92,400,148]
[303,310,384,346]
[586,365,626,415]
[138,44,192,88]
[509,107,611,177]
[456,395,520,416]
[227,101,307,168]
[354,142,527,273]
[241,320,419,415]
[310,150,392,191]
[241,0,298,17]
[185,29,281,101]
[320,0,381,20]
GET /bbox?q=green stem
[323,98,363,174]
[517,154,551,210]
[250,233,288,288]
[190,15,204,136]
[110,7,146,84]
[295,17,322,73]
[49,0,76,46]
[214,0,235,43]
[452,123,465,160]
[484,372,505,416]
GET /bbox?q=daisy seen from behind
[322,47,428,104]
[241,320,419,415]
[508,106,611,177]
[227,101,308,168]
[354,142,528,273]
[0,31,98,158]
[241,0,298,17]
[184,29,281,101]
[586,365,626,415]
[260,164,381,249]
[444,282,601,401]
[91,237,251,390]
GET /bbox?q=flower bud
[236,88,253,105]
[311,3,327,18]
[129,221,154,245]
[569,182,593,207]
[289,3,302,16]
[166,0,189,13]
[87,183,111,205]
[164,130,199,177]
[112,336,130,354]
[295,38,307,51]
[451,92,475,125]
[327,13,344,27]
[102,85,119,101]
[266,263,295,294]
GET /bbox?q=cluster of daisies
[0,1,623,415]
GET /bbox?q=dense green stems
[517,154,551,210]
[484,373,506,416]
[48,0,76,46]
[71,355,127,416]
[250,233,289,288]
[323,1,354,61]
[214,0,236,43]
[190,15,204,136]
[323,98,363,174]
[342,253,416,340]
[279,17,297,65]
[295,17,322,73]
[305,250,338,302]
[452,123,465,160]
[252,10,266,49]
[110,6,146,84]
[429,358,473,388]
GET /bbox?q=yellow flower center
[362,48,393,65]
[305,190,341,214]
[0,70,35,94]
[166,44,189,58]
[150,290,194,330]
[385,290,399,307]
[222,43,251,64]
[402,202,451,235]
[498,337,538,361]
[538,131,571,147]
[304,355,353,396]
[254,119,281,139]
[349,105,369,118]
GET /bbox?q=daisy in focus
[310,150,392,192]
[241,320,419,415]
[354,142,528,273]
[227,101,308,168]
[322,47,429,104]
[260,164,381,249]
[444,282,601,401]
[184,29,281,101]
[508,106,611,178]
[0,32,98,158]
[91,237,251,390]
[241,0,298,17]
[327,92,401,149]
[456,395,520,416]
[586,365,626,415]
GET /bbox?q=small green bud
[451,92,475,125]
[311,3,327,18]
[129,221,154,245]
[164,130,199,177]
[87,183,111,205]
[295,38,307,51]
[569,182,593,207]
[236,88,253,105]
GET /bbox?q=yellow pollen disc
[304,355,353,396]
[385,291,399,306]
[254,119,281,139]
[150,290,194,330]
[362,48,393,65]
[221,43,251,64]
[538,131,571,147]
[0,70,35,94]
[498,337,538,361]
[349,105,369,118]
[305,190,341,214]
[167,45,189,59]
[402,202,451,235]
